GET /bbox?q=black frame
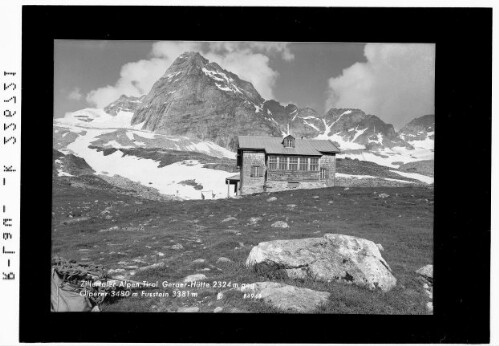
[21,6,491,343]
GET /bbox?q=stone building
[232,135,340,195]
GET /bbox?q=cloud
[325,43,435,129]
[86,42,203,108]
[68,87,83,101]
[208,41,294,61]
[205,50,278,99]
[86,41,293,108]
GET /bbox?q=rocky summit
[398,114,435,143]
[246,233,397,292]
[131,52,281,150]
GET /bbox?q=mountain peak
[175,51,208,66]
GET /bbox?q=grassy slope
[397,160,434,177]
[52,178,433,314]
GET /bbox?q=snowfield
[389,170,434,184]
[339,144,434,169]
[64,128,236,200]
[54,108,239,200]
[54,108,235,159]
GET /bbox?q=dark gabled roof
[237,136,340,155]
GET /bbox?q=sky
[54,40,435,129]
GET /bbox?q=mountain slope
[398,114,434,150]
[104,95,144,115]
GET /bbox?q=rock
[216,292,223,300]
[378,193,390,198]
[328,200,334,204]
[214,307,223,313]
[246,233,397,292]
[271,221,289,228]
[171,243,184,250]
[312,195,319,199]
[287,204,297,208]
[222,216,237,223]
[216,257,232,263]
[426,301,433,313]
[192,258,206,264]
[136,262,166,272]
[182,274,207,282]
[344,187,350,191]
[376,243,384,252]
[177,306,200,313]
[248,217,262,225]
[108,268,125,274]
[267,197,277,202]
[240,282,329,313]
[201,268,211,271]
[157,252,165,257]
[416,265,433,281]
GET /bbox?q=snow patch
[336,173,377,179]
[104,140,134,149]
[389,170,433,184]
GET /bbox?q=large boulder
[416,264,433,282]
[246,234,397,292]
[240,282,330,313]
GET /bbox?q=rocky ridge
[126,51,432,152]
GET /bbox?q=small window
[283,135,295,148]
[251,165,263,177]
[268,156,277,170]
[289,157,298,171]
[320,168,328,180]
[310,158,319,171]
[278,156,287,170]
[299,157,308,171]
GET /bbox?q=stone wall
[240,151,266,195]
[264,180,326,193]
[267,170,320,181]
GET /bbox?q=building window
[284,136,295,148]
[278,156,287,170]
[289,157,298,171]
[320,167,328,180]
[310,157,319,171]
[299,157,308,171]
[251,165,263,177]
[268,156,277,170]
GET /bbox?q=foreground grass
[52,179,433,314]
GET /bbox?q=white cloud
[68,87,83,101]
[205,50,278,99]
[208,41,294,61]
[86,41,293,108]
[325,43,435,129]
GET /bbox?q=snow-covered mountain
[131,52,280,149]
[398,114,435,150]
[104,95,144,116]
[53,51,434,200]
